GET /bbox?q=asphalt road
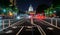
[19,26,41,35]
[0,18,60,35]
[0,19,25,35]
[34,19,60,35]
[0,19,41,35]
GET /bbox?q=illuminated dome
[28,4,33,12]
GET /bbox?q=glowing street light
[9,11,13,16]
[54,11,56,13]
[3,9,6,12]
[16,16,21,19]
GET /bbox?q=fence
[45,18,59,27]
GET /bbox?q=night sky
[16,0,52,11]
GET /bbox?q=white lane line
[11,21,25,29]
[16,26,24,35]
[40,20,60,29]
[11,19,24,26]
[37,25,46,35]
[11,21,25,27]
[32,23,46,35]
[30,18,46,35]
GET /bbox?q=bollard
[2,20,4,29]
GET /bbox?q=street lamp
[16,16,20,20]
[54,11,56,13]
[3,9,6,12]
[8,11,13,16]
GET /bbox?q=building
[28,4,33,12]
[26,4,36,14]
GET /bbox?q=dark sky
[16,0,52,11]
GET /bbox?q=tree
[36,4,49,13]
[52,0,60,17]
[52,0,60,8]
[0,0,11,7]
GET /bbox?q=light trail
[30,17,46,35]
[16,26,24,35]
[37,25,46,35]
